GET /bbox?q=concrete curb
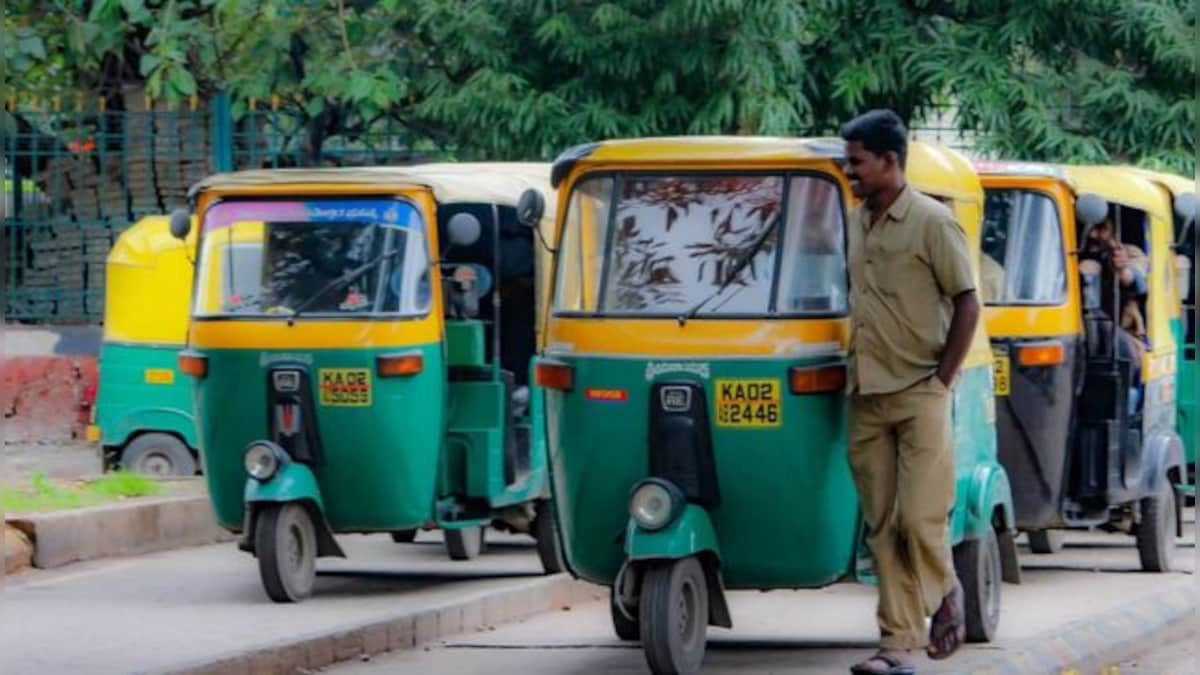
[959,575,1197,674]
[166,575,605,675]
[6,495,234,569]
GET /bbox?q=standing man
[841,110,981,675]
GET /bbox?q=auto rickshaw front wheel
[953,527,1002,643]
[533,500,565,574]
[119,432,196,477]
[609,586,640,641]
[255,502,317,603]
[1136,479,1178,573]
[444,526,486,560]
[639,557,708,675]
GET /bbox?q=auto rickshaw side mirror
[1174,192,1197,226]
[516,188,546,229]
[169,208,192,241]
[446,212,482,248]
[1075,193,1109,231]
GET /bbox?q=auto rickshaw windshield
[553,172,848,317]
[194,198,431,318]
[980,188,1067,305]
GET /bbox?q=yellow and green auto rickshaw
[1127,167,1196,496]
[172,163,563,602]
[90,215,200,475]
[977,161,1183,569]
[533,137,1017,673]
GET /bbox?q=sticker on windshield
[318,368,372,407]
[714,378,781,428]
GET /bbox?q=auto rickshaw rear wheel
[1136,479,1178,572]
[953,527,1002,643]
[444,526,486,560]
[610,586,640,641]
[639,557,708,675]
[120,432,196,477]
[255,502,317,603]
[1027,529,1064,554]
[533,500,565,574]
[390,529,418,543]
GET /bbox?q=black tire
[1137,479,1178,573]
[119,433,196,477]
[445,526,485,560]
[390,529,417,543]
[953,528,1002,643]
[255,503,317,603]
[533,500,565,575]
[610,586,640,641]
[1027,529,1064,555]
[639,557,708,675]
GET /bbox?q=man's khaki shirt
[847,185,976,395]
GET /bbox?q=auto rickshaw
[171,163,563,602]
[976,161,1183,569]
[1126,167,1196,497]
[90,215,200,476]
[534,137,1018,673]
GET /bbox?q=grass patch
[1,472,167,513]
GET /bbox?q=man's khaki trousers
[849,375,958,650]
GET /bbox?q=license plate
[318,368,372,406]
[714,378,781,428]
[992,349,1010,396]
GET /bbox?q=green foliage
[3,1,1194,172]
[1,472,166,513]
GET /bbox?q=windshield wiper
[677,213,781,325]
[286,248,398,322]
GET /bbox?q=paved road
[329,517,1196,675]
[1119,633,1197,675]
[0,530,555,674]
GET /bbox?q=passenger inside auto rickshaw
[1080,215,1150,410]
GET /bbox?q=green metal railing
[2,93,439,324]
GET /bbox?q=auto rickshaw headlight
[629,478,684,531]
[244,442,284,481]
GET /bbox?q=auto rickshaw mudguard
[1140,431,1185,492]
[964,463,1021,583]
[106,407,196,451]
[623,503,732,628]
[242,462,344,558]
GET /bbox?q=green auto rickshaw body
[538,137,1018,646]
[182,164,562,575]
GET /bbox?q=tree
[4,0,1195,171]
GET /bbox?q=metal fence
[3,93,976,325]
[2,93,437,324]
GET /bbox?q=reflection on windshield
[981,189,1066,305]
[194,199,429,318]
[553,173,847,316]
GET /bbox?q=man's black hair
[840,109,908,169]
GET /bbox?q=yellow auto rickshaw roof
[189,162,558,238]
[104,215,198,345]
[905,142,982,204]
[1123,166,1196,198]
[1061,165,1172,221]
[553,136,980,202]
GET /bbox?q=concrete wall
[1,326,101,443]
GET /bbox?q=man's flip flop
[849,653,916,675]
[927,582,966,660]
